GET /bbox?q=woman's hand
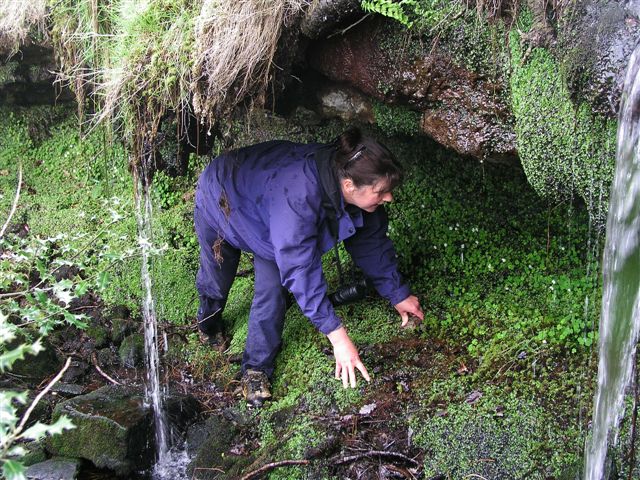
[327,326,371,388]
[394,295,424,327]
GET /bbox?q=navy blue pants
[195,206,288,378]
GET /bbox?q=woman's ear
[341,178,355,193]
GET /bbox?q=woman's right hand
[327,326,371,388]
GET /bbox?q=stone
[7,332,62,385]
[85,325,109,349]
[164,392,201,434]
[111,317,136,345]
[118,334,145,368]
[46,385,154,476]
[96,348,119,368]
[300,0,362,39]
[316,84,375,124]
[0,45,73,106]
[187,416,248,479]
[51,383,85,396]
[61,360,89,384]
[26,457,81,480]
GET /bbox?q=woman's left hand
[394,295,424,327]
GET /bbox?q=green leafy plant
[361,0,417,27]
[0,315,75,480]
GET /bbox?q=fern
[361,0,417,27]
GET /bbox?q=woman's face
[342,179,393,212]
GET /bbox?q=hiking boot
[241,369,272,407]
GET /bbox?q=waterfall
[583,45,640,479]
[135,176,170,465]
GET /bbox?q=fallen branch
[91,352,122,385]
[333,450,419,468]
[239,459,310,480]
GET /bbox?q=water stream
[133,167,179,480]
[135,177,170,463]
[583,45,640,479]
[135,168,191,479]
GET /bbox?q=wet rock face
[307,17,515,160]
[561,0,640,117]
[46,385,155,476]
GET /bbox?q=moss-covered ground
[0,105,613,478]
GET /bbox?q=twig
[327,13,371,39]
[16,356,72,433]
[91,352,122,385]
[239,460,310,480]
[333,450,419,468]
[0,161,23,238]
[192,466,225,479]
[463,475,489,480]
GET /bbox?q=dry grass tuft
[0,0,47,56]
[192,0,307,124]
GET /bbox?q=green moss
[0,61,19,86]
[410,389,581,478]
[509,16,616,225]
[118,333,145,368]
[86,324,109,348]
[373,101,421,137]
[46,386,153,475]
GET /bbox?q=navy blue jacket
[195,140,410,334]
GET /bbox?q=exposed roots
[192,0,308,125]
[0,0,47,56]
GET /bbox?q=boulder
[46,385,154,476]
[26,457,81,480]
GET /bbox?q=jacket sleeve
[268,181,342,335]
[343,206,411,306]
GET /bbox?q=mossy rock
[85,325,109,349]
[118,333,145,368]
[7,331,62,384]
[46,385,154,476]
[110,317,136,345]
[20,441,47,467]
[187,415,253,479]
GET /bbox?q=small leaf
[2,459,26,480]
[96,271,111,291]
[75,280,89,296]
[21,422,51,441]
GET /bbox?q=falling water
[583,45,640,479]
[134,176,170,466]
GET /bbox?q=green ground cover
[0,106,603,478]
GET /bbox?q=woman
[194,127,423,406]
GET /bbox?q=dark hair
[334,127,403,192]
